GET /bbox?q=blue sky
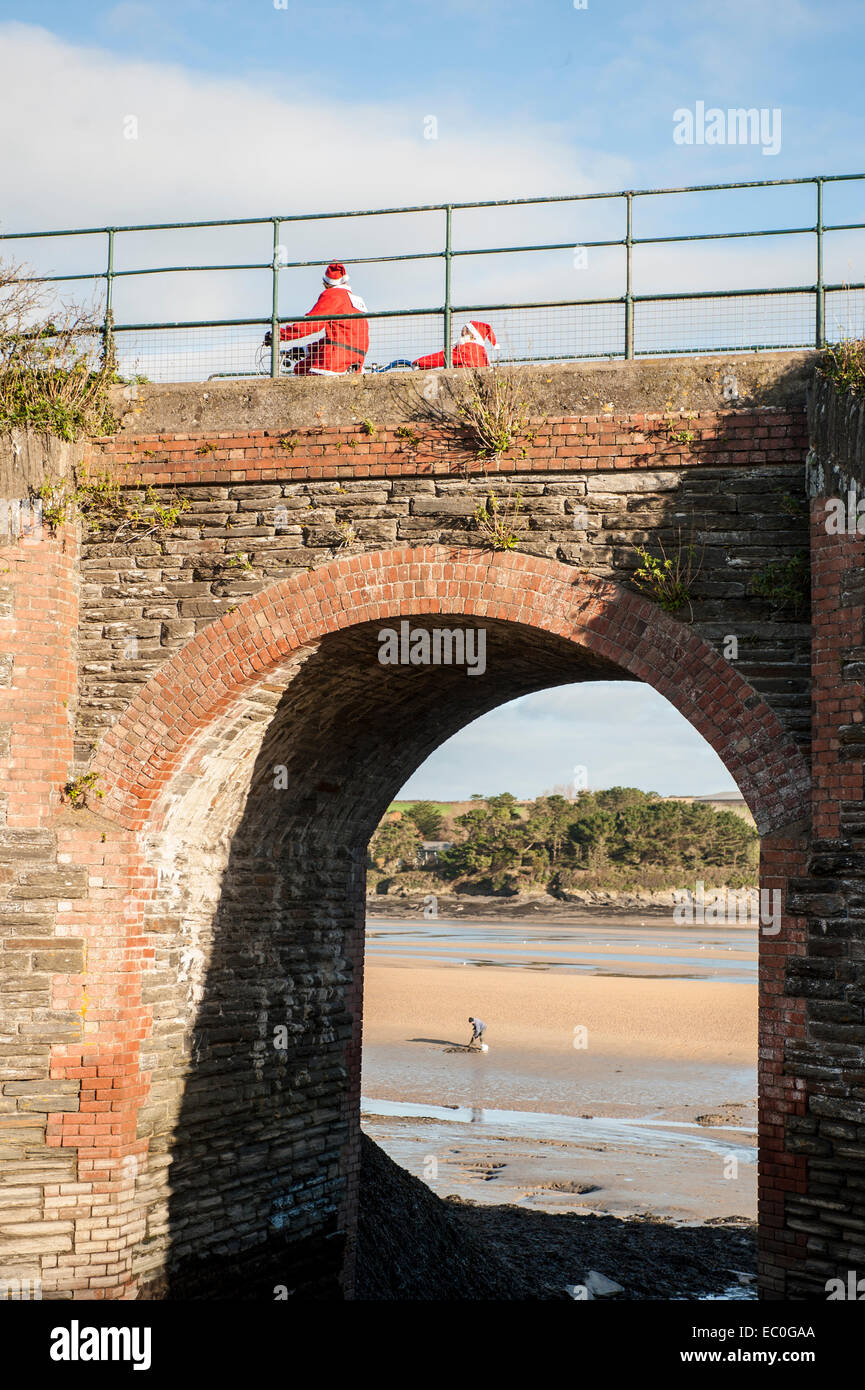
[1,0,852,801]
[3,0,862,195]
[1,0,863,233]
[398,682,739,802]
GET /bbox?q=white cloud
[0,22,627,236]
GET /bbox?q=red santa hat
[323,261,349,287]
[463,320,498,350]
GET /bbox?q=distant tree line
[368,788,758,895]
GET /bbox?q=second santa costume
[414,320,498,370]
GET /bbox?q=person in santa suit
[413,320,498,370]
[274,262,370,374]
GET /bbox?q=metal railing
[2,174,863,382]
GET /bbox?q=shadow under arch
[97,546,808,837]
[93,547,810,1299]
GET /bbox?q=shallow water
[367,919,757,984]
[361,1095,756,1165]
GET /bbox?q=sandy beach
[361,914,758,1227]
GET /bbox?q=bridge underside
[138,618,628,1297]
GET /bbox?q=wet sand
[361,915,758,1225]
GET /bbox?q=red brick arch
[95,544,809,834]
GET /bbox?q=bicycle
[259,335,414,376]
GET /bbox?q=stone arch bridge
[1,350,862,1301]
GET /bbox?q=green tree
[368,786,758,892]
[405,800,444,840]
[440,793,525,877]
[525,794,575,865]
[568,809,618,868]
[369,816,421,871]
[594,786,660,813]
[700,808,758,870]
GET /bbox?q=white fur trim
[323,274,349,287]
[464,320,497,349]
[463,321,486,347]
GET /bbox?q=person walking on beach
[468,1016,486,1049]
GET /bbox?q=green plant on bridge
[62,772,103,809]
[333,520,361,552]
[751,551,809,614]
[226,552,254,571]
[454,366,533,459]
[37,480,74,529]
[0,258,117,440]
[36,467,190,542]
[662,401,698,445]
[472,489,525,551]
[819,338,865,399]
[135,488,190,534]
[780,491,808,521]
[630,531,701,619]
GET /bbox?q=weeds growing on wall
[0,259,117,440]
[752,551,809,615]
[333,519,361,552]
[819,339,865,399]
[225,551,254,571]
[630,530,702,619]
[452,366,534,459]
[37,466,190,543]
[662,400,698,444]
[62,772,103,809]
[472,489,525,551]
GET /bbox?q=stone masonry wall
[0,435,155,1298]
[80,546,813,1299]
[0,435,83,1298]
[77,403,811,772]
[2,355,848,1302]
[774,377,865,1296]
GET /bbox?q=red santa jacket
[413,340,489,370]
[280,286,369,373]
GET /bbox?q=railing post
[624,192,634,360]
[815,177,825,350]
[103,228,116,371]
[444,205,453,365]
[271,218,281,379]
